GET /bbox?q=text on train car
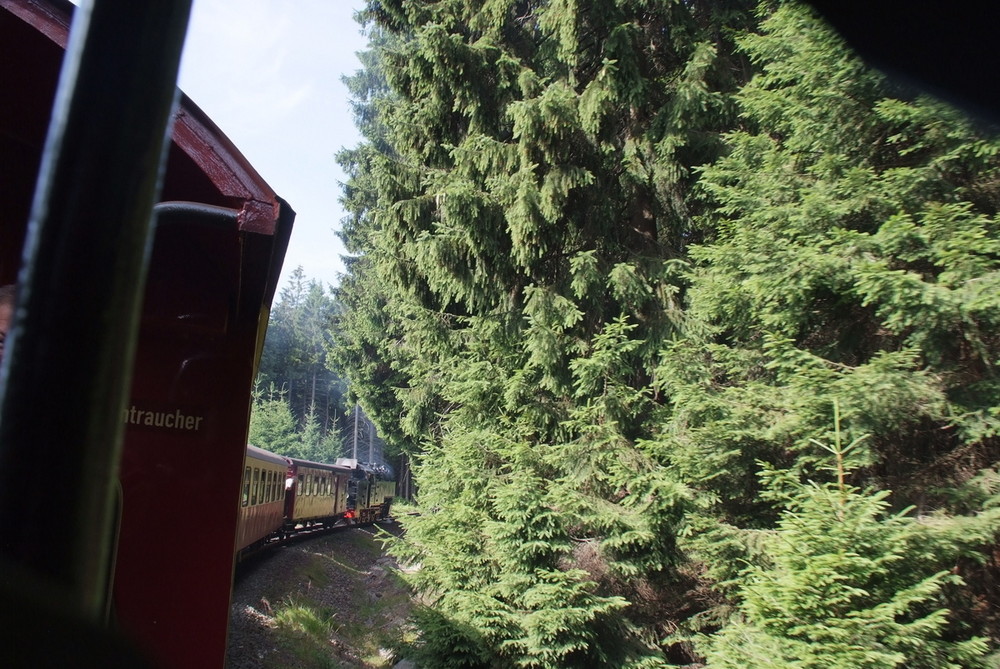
[124,405,204,431]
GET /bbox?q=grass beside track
[230,523,413,669]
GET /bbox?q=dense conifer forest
[250,267,387,464]
[308,1,1000,666]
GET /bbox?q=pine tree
[698,408,991,668]
[260,267,348,435]
[658,4,1000,660]
[334,0,756,665]
[332,1,1000,665]
[248,384,299,454]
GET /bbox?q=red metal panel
[1,5,292,666]
[0,0,71,47]
[0,2,65,283]
[114,206,290,669]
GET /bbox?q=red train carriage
[113,91,292,669]
[237,446,291,560]
[0,2,292,667]
[285,457,353,528]
[0,2,398,665]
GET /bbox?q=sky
[177,0,368,291]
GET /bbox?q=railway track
[236,518,385,571]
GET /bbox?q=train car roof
[287,456,355,474]
[0,0,292,296]
[246,445,290,468]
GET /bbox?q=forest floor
[225,520,415,669]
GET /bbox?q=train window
[264,470,271,503]
[242,467,251,507]
[269,470,276,502]
[298,474,304,495]
[252,468,260,505]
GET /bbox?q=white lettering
[123,405,205,433]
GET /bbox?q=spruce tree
[332,1,1000,665]
[335,0,755,665]
[659,3,1000,661]
[260,267,348,433]
[663,3,1000,504]
[248,385,299,454]
[697,407,991,668]
[700,480,989,668]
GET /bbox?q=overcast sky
[177,0,368,291]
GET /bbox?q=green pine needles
[699,404,990,668]
[700,481,989,668]
[329,0,1000,666]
